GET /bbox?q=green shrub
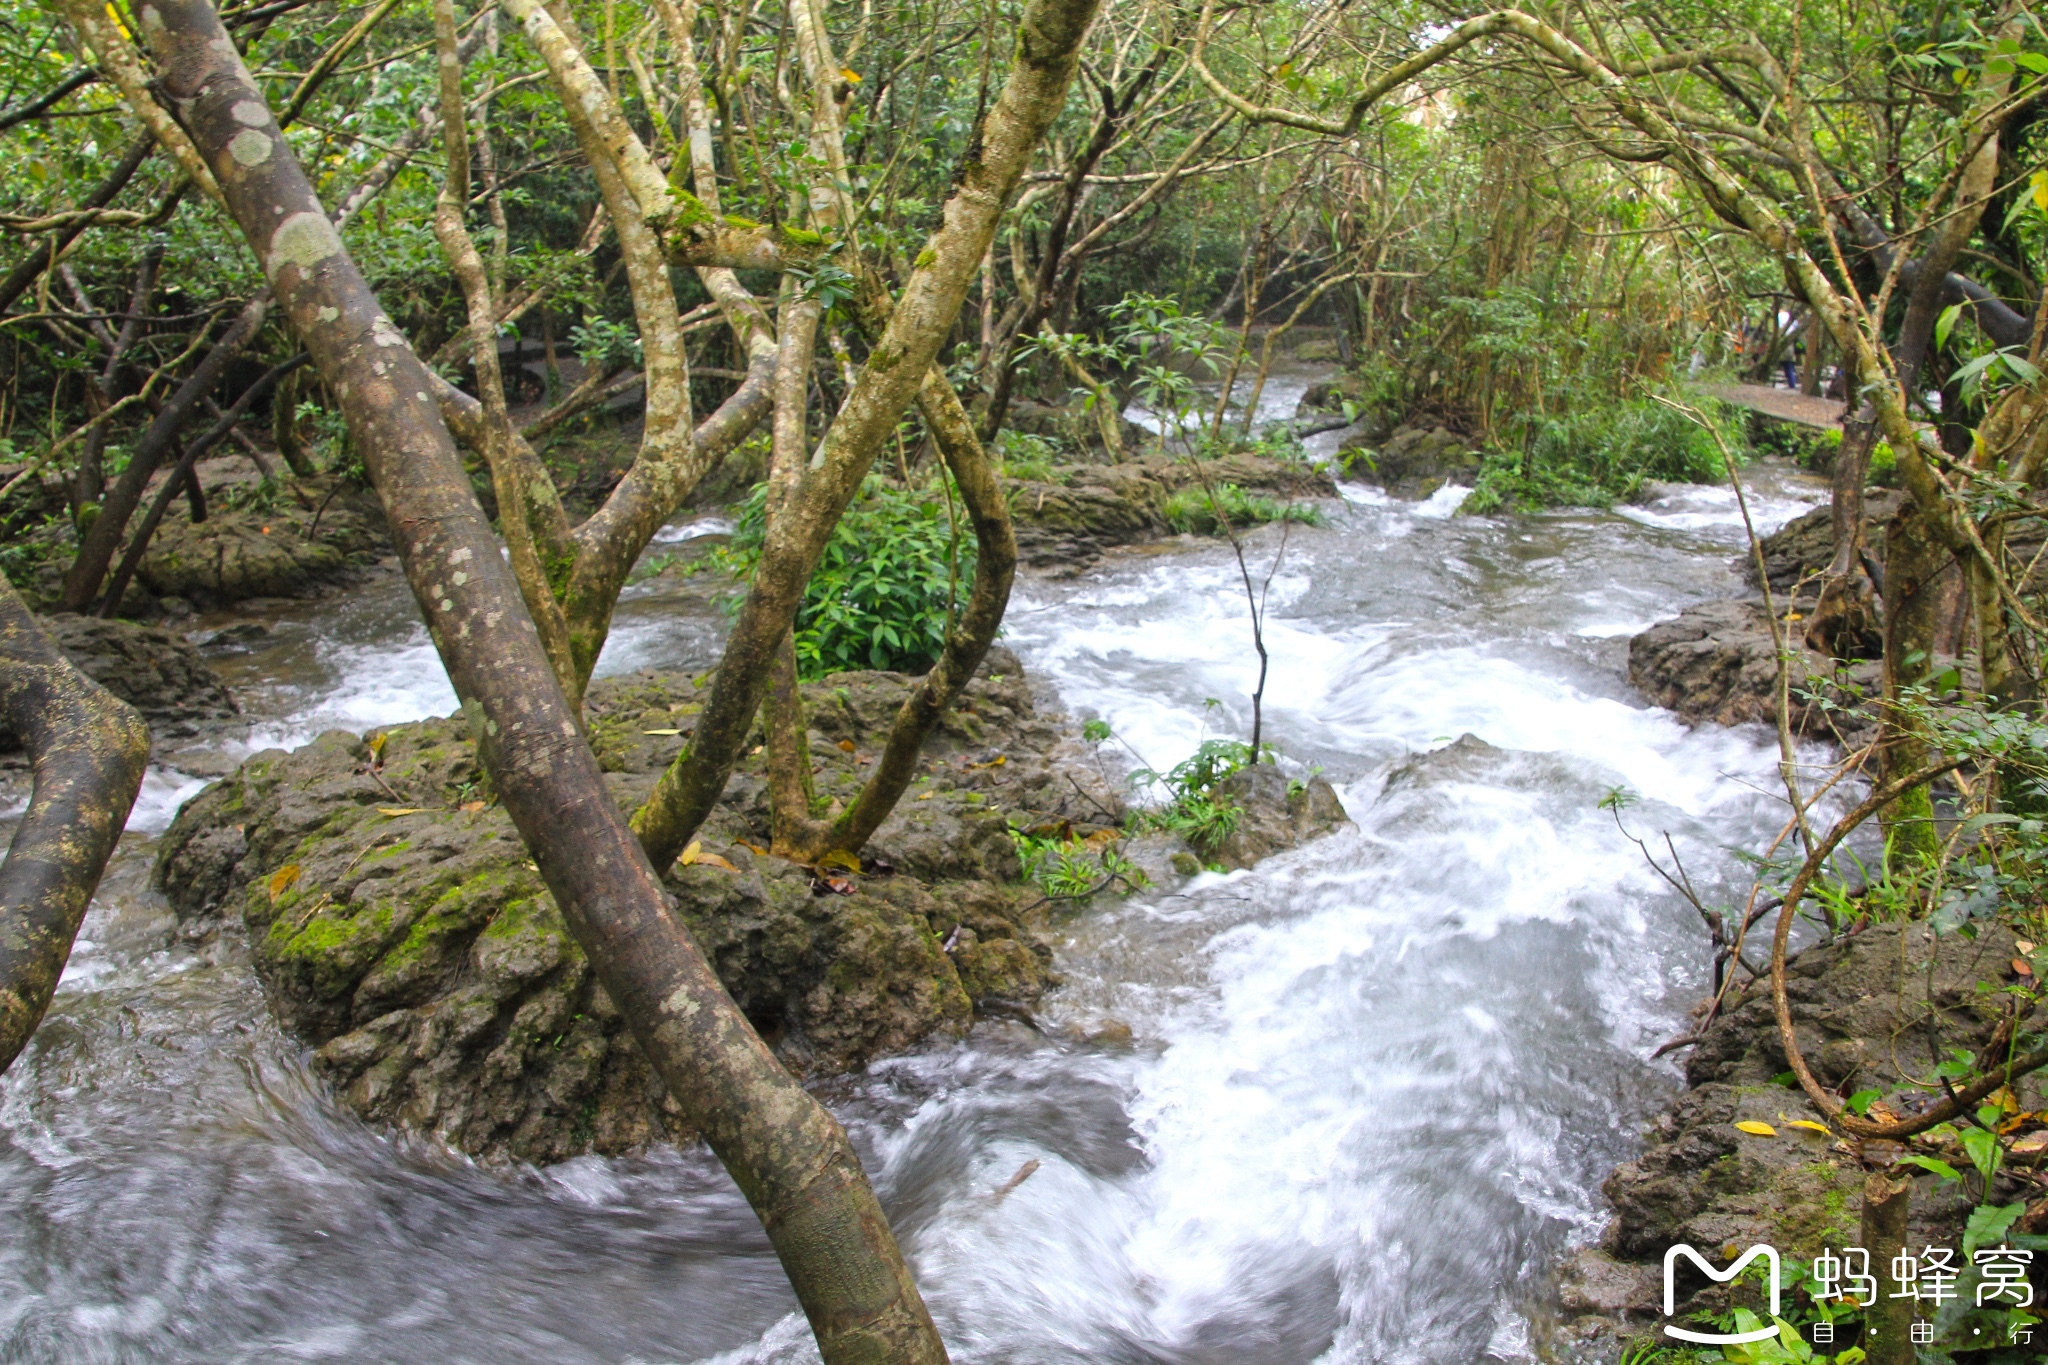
[1163,482,1324,535]
[1129,737,1270,855]
[719,476,974,679]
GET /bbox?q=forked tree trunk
[134,4,949,1359]
[0,577,150,1074]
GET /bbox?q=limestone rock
[1591,923,2042,1319]
[1209,763,1351,870]
[1339,423,1481,499]
[153,655,1122,1164]
[137,475,387,610]
[1,613,236,749]
[1739,491,1902,595]
[1009,453,1337,569]
[1626,598,1876,739]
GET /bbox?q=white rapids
[0,461,1825,1363]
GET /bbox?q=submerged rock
[1,613,236,750]
[154,653,1126,1164]
[1626,598,1876,740]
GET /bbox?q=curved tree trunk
[0,577,150,1075]
[132,4,948,1359]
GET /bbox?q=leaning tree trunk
[0,577,150,1074]
[134,3,948,1359]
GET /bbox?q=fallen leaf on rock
[641,728,682,736]
[1734,1121,1777,1137]
[818,849,861,874]
[2014,958,2035,978]
[376,807,424,817]
[837,740,857,753]
[267,864,302,903]
[2019,939,2037,954]
[1786,1120,1832,1136]
[460,800,486,813]
[915,792,934,801]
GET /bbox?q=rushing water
[0,455,1828,1363]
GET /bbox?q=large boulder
[1626,598,1876,739]
[1338,423,1481,499]
[137,474,388,611]
[1003,398,1145,459]
[155,654,1125,1164]
[1742,490,1903,595]
[1008,453,1337,570]
[0,613,236,749]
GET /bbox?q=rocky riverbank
[153,650,1350,1165]
[1624,493,1905,747]
[1549,920,2047,1355]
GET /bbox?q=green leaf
[2018,51,2048,73]
[1963,1201,2025,1256]
[1935,302,1963,351]
[1898,1153,1963,1183]
[1843,1089,1880,1116]
[1961,1126,2001,1183]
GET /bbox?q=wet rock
[1740,491,1902,595]
[1003,398,1145,459]
[136,475,388,611]
[1626,598,1877,739]
[1008,453,1336,570]
[1209,762,1352,870]
[154,653,1125,1164]
[1581,922,2045,1331]
[1,613,236,750]
[1338,423,1481,499]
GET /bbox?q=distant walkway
[1693,381,1846,430]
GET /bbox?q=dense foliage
[721,477,972,678]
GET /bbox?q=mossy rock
[155,655,1118,1164]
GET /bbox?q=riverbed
[0,455,1828,1363]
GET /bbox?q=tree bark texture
[134,5,948,1359]
[1859,1174,1913,1365]
[0,577,149,1075]
[1877,500,1946,866]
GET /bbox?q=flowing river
[0,434,1829,1363]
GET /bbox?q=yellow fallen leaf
[916,792,934,801]
[678,840,704,866]
[267,864,302,903]
[818,849,862,874]
[1734,1121,1777,1137]
[642,728,682,736]
[837,740,857,753]
[376,807,424,816]
[1786,1120,1832,1136]
[366,733,388,759]
[2018,939,2037,954]
[460,800,486,813]
[695,852,737,871]
[838,67,862,83]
